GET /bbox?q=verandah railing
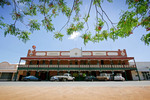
[18,64,136,68]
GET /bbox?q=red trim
[20,57,134,60]
[91,51,93,56]
[106,52,108,56]
[36,50,121,52]
[45,52,47,56]
[60,51,62,56]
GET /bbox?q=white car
[50,73,75,81]
[114,75,125,81]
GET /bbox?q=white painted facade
[47,52,60,56]
[0,62,17,72]
[130,62,150,80]
[70,48,82,57]
[0,62,18,81]
[34,48,126,57]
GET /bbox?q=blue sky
[0,0,150,64]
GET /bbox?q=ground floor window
[142,72,150,80]
[0,73,13,81]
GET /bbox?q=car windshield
[28,76,35,78]
[64,74,70,76]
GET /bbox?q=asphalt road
[0,81,150,87]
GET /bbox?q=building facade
[0,62,17,81]
[131,62,150,80]
[17,46,140,81]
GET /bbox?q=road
[0,81,150,87]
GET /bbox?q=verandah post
[134,59,141,81]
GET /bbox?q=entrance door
[126,70,133,80]
[40,72,46,80]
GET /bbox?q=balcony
[18,64,136,68]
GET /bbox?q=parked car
[50,76,59,81]
[96,73,110,81]
[50,73,75,81]
[85,76,97,81]
[114,75,125,81]
[23,76,40,81]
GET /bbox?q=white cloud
[68,31,80,40]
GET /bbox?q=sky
[0,0,150,64]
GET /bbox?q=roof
[130,62,150,71]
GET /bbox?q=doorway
[40,71,47,80]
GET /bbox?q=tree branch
[84,0,93,33]
[97,0,116,30]
[43,0,46,17]
[59,0,76,32]
[13,0,17,26]
[84,0,93,24]
[95,4,109,31]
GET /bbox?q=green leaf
[54,32,64,41]
[18,31,31,43]
[141,33,150,45]
[29,19,41,32]
[81,33,92,45]
[42,16,55,32]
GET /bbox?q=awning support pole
[134,59,140,81]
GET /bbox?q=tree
[0,0,150,45]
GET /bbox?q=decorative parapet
[27,47,127,57]
[0,62,17,72]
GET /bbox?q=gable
[70,48,82,57]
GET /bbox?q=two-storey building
[16,46,140,81]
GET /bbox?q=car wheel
[63,78,67,81]
[27,79,30,81]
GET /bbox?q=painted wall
[131,71,144,81]
[27,48,127,57]
[130,62,150,72]
[0,62,17,81]
[0,62,17,72]
[130,62,150,80]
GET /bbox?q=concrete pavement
[0,81,150,87]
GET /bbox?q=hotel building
[16,46,140,81]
